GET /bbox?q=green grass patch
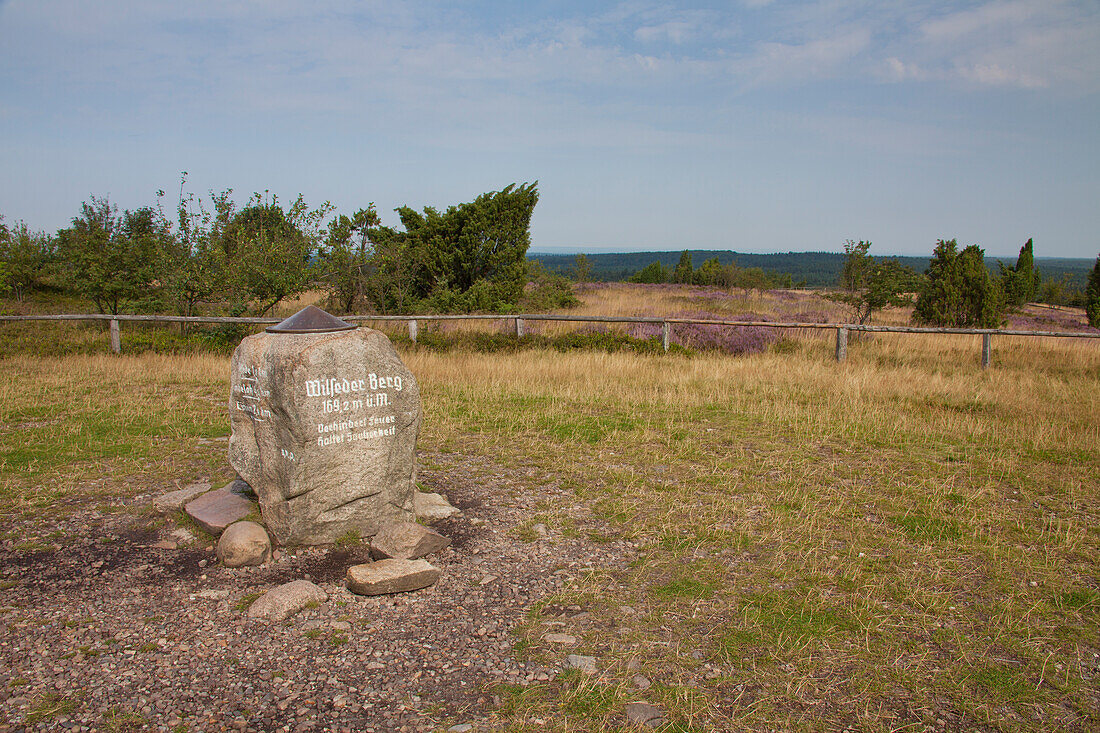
[25,693,77,723]
[890,513,964,541]
[234,592,263,613]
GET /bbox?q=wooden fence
[1,312,1098,369]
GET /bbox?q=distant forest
[529,250,1095,289]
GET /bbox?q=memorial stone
[228,306,421,546]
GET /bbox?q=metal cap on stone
[266,305,357,334]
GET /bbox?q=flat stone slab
[565,654,598,675]
[247,580,328,621]
[413,492,461,521]
[153,482,212,513]
[346,559,440,596]
[185,479,255,536]
[625,702,666,728]
[370,521,450,560]
[544,633,577,645]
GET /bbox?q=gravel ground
[0,451,632,732]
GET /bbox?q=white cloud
[634,20,695,44]
[905,0,1100,91]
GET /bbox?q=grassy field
[2,285,1098,730]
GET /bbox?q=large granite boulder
[229,309,421,546]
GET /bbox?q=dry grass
[403,333,1099,730]
[1,284,1098,730]
[0,353,232,520]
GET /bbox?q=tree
[913,239,1004,328]
[839,240,872,292]
[829,240,920,325]
[0,216,54,301]
[220,193,332,315]
[671,250,694,284]
[1086,254,1100,328]
[693,257,724,286]
[628,261,669,284]
[56,197,168,314]
[367,182,539,313]
[1000,238,1040,307]
[318,206,381,313]
[571,253,593,283]
[161,182,233,318]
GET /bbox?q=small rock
[153,482,212,513]
[369,521,450,560]
[543,633,577,645]
[347,559,440,596]
[564,654,597,675]
[248,580,328,621]
[413,491,461,520]
[151,540,177,550]
[195,589,230,600]
[216,521,272,568]
[185,479,256,536]
[478,575,498,586]
[632,674,651,690]
[625,702,665,728]
[169,528,196,545]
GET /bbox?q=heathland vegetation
[2,179,1098,331]
[1,180,1099,728]
[1,283,1097,729]
[0,179,574,322]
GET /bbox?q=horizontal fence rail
[1,312,1097,369]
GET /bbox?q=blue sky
[1,0,1098,258]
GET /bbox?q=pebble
[625,702,666,728]
[543,633,577,645]
[564,654,597,675]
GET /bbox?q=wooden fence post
[981,333,992,370]
[662,321,670,352]
[109,319,121,354]
[408,319,418,343]
[835,327,848,362]
[515,318,525,338]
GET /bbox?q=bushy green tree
[520,261,581,311]
[0,215,54,301]
[689,257,774,289]
[56,198,169,314]
[671,250,694,284]
[367,183,539,313]
[1086,254,1100,328]
[628,261,669,284]
[693,257,724,286]
[839,240,872,292]
[1000,238,1041,307]
[220,193,332,315]
[913,239,1004,328]
[571,253,593,283]
[829,240,920,324]
[318,206,381,313]
[162,184,232,318]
